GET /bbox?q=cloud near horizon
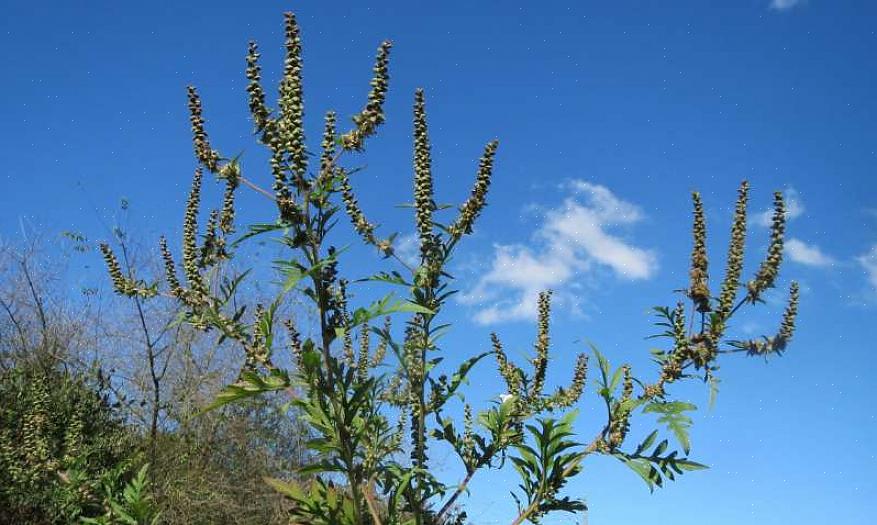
[459,181,657,324]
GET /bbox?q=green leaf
[201,369,291,413]
[676,459,708,471]
[231,221,290,248]
[337,293,434,338]
[609,366,625,392]
[264,477,306,501]
[644,401,696,455]
[708,374,721,409]
[592,345,610,389]
[635,430,659,455]
[360,270,411,287]
[622,458,660,492]
[276,249,342,294]
[654,439,669,456]
[437,351,491,408]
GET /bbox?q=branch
[435,469,476,523]
[239,175,277,201]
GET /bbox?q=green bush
[0,358,135,523]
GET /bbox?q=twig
[239,175,277,201]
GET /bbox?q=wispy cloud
[392,233,420,267]
[785,238,835,267]
[755,188,804,227]
[770,0,804,11]
[857,245,877,291]
[459,181,656,324]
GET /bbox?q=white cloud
[393,233,420,267]
[459,181,657,324]
[755,188,804,227]
[770,0,803,10]
[754,190,836,268]
[857,245,877,291]
[785,238,835,267]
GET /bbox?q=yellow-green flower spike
[283,319,303,369]
[158,236,182,296]
[220,174,238,235]
[529,291,552,400]
[713,181,749,339]
[249,303,267,363]
[371,316,391,368]
[741,282,798,357]
[462,403,476,466]
[492,332,523,398]
[689,192,711,313]
[199,209,220,268]
[341,41,393,151]
[777,281,799,344]
[340,170,379,246]
[621,365,633,401]
[245,41,272,136]
[99,244,157,297]
[278,12,307,180]
[320,111,337,178]
[187,86,220,172]
[747,191,786,302]
[357,326,371,382]
[412,89,435,258]
[269,148,297,223]
[607,365,634,449]
[99,243,130,295]
[182,169,204,292]
[449,140,499,240]
[655,302,687,384]
[343,326,355,367]
[550,353,588,409]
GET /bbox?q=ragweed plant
[102,12,800,524]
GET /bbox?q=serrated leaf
[201,369,290,413]
[644,401,696,454]
[622,458,657,492]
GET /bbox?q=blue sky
[2,1,876,524]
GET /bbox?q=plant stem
[364,479,384,525]
[239,175,277,201]
[435,469,476,522]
